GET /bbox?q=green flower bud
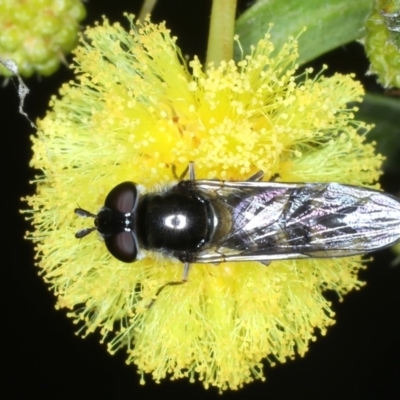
[0,0,86,78]
[365,0,400,88]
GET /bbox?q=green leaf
[358,93,400,172]
[235,0,374,64]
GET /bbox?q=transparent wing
[192,180,400,263]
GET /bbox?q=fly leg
[171,161,196,181]
[146,262,191,308]
[247,170,280,182]
[247,170,264,181]
[188,161,196,181]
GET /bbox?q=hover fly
[75,162,400,301]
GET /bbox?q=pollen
[24,15,383,391]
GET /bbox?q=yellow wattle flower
[24,15,383,391]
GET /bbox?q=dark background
[2,1,400,399]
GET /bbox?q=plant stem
[138,0,158,22]
[206,0,237,68]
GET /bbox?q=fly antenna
[74,208,97,238]
[74,208,97,218]
[75,227,97,239]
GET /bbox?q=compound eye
[105,182,138,214]
[105,231,138,263]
